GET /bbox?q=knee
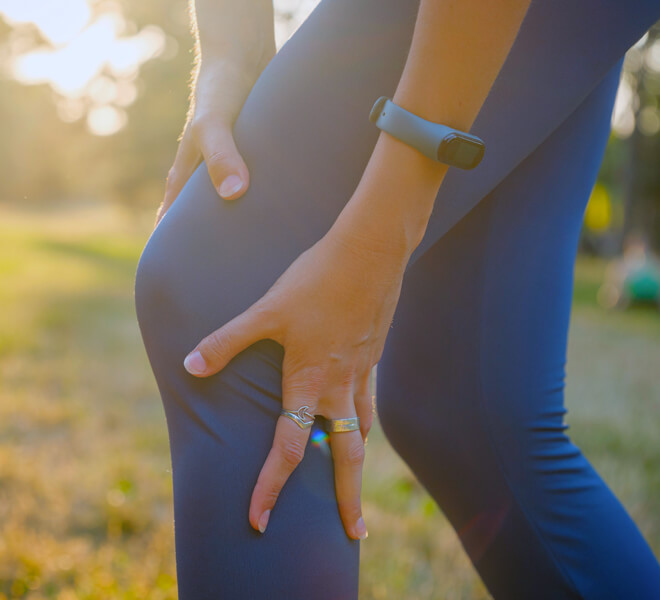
[133,205,232,356]
[134,229,186,365]
[133,213,216,374]
[134,230,161,334]
[134,226,173,343]
[375,366,480,477]
[375,355,578,484]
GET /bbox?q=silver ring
[280,405,315,429]
[324,417,360,433]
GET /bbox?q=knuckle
[284,365,324,401]
[206,149,235,168]
[337,498,362,521]
[249,300,277,336]
[164,172,178,194]
[253,299,277,323]
[189,116,206,136]
[203,330,233,361]
[260,487,281,508]
[337,368,354,391]
[277,437,306,470]
[338,441,365,468]
[286,378,320,401]
[362,412,374,435]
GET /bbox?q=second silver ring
[323,417,360,433]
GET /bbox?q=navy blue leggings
[135,0,660,597]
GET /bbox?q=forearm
[189,0,276,122]
[192,0,275,71]
[333,0,532,259]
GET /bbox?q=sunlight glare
[13,14,118,96]
[0,1,166,135]
[87,105,127,136]
[0,0,90,45]
[11,13,165,97]
[611,75,635,138]
[0,0,319,135]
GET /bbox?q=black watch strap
[369,96,485,170]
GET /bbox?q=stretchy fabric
[135,0,660,597]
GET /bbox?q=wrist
[197,52,272,89]
[192,58,266,124]
[334,132,447,260]
[327,218,411,277]
[194,1,276,77]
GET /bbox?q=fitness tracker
[369,96,485,170]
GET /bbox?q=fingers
[157,111,250,228]
[192,119,250,201]
[249,366,323,534]
[249,411,313,534]
[247,365,370,540]
[329,403,368,540]
[354,370,375,443]
[157,123,201,225]
[183,301,275,377]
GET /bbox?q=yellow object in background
[584,183,612,232]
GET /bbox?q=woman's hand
[156,56,273,225]
[182,223,410,540]
[158,0,276,225]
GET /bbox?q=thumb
[194,119,250,201]
[184,303,275,377]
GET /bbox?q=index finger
[248,403,315,534]
[158,122,201,225]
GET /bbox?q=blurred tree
[0,1,657,238]
[585,22,660,254]
[0,0,303,211]
[0,0,191,208]
[620,23,660,250]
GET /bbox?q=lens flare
[311,427,330,454]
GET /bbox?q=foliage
[583,23,660,252]
[1,6,658,245]
[0,0,192,209]
[0,206,658,599]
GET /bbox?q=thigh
[135,0,421,597]
[377,60,660,598]
[135,0,660,596]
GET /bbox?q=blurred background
[0,1,658,598]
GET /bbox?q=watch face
[438,134,485,169]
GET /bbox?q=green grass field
[0,205,658,599]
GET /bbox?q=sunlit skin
[162,0,532,541]
[156,0,277,222]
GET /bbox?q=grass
[0,204,658,599]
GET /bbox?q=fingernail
[258,509,271,533]
[218,174,243,198]
[183,350,206,374]
[355,516,368,540]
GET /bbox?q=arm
[333,0,532,262]
[157,0,275,223]
[184,0,532,540]
[193,0,275,70]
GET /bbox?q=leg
[135,0,660,596]
[135,1,421,597]
[377,60,660,598]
